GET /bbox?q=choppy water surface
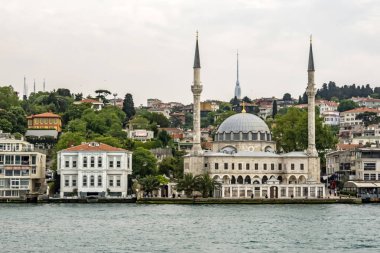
[0,203,379,252]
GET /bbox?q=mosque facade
[184,35,325,199]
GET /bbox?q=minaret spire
[193,31,201,69]
[191,31,203,155]
[308,35,315,72]
[33,79,36,94]
[43,78,46,92]
[234,50,242,100]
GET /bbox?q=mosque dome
[215,113,271,142]
[217,113,270,134]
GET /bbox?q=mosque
[184,34,325,199]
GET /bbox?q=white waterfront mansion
[58,142,132,198]
[184,35,325,199]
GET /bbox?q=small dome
[217,113,270,134]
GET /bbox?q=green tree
[0,86,20,110]
[337,100,359,112]
[123,93,136,121]
[356,112,380,127]
[55,132,86,152]
[138,175,160,195]
[157,130,171,147]
[132,147,157,178]
[272,100,278,118]
[272,107,337,154]
[158,157,177,178]
[194,173,221,198]
[282,93,292,101]
[176,173,197,197]
[56,88,71,97]
[95,89,111,103]
[129,116,150,129]
[93,136,123,148]
[0,118,12,132]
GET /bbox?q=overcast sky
[1,0,379,106]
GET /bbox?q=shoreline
[0,197,364,204]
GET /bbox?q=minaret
[234,51,241,99]
[33,79,36,94]
[191,31,203,155]
[43,79,46,92]
[23,76,27,100]
[306,35,318,157]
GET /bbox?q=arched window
[98,175,102,187]
[262,175,268,184]
[83,175,87,187]
[244,176,251,184]
[231,176,236,184]
[237,176,243,184]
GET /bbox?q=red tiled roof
[80,99,102,104]
[27,112,61,118]
[342,107,380,114]
[62,142,127,152]
[336,143,361,150]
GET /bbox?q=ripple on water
[1,204,380,252]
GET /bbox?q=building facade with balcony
[326,148,380,183]
[0,135,46,198]
[57,142,132,198]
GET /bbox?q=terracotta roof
[27,112,61,118]
[342,107,380,114]
[79,99,102,104]
[336,143,361,150]
[62,142,127,152]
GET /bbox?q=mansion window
[116,178,121,187]
[215,163,219,170]
[65,160,69,168]
[109,161,114,168]
[98,157,102,167]
[90,157,95,168]
[83,157,88,168]
[65,179,69,187]
[98,175,102,187]
[263,164,267,170]
[238,163,242,170]
[364,174,370,181]
[72,178,77,187]
[73,161,77,168]
[271,163,274,170]
[117,161,121,168]
[224,163,228,170]
[278,164,282,170]
[371,174,376,180]
[364,163,376,171]
[90,176,95,186]
[291,164,295,170]
[255,163,258,170]
[83,176,87,187]
[109,179,114,187]
[204,163,208,168]
[246,164,250,170]
[232,163,235,170]
[300,164,304,170]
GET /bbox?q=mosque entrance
[270,186,278,199]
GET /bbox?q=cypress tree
[123,93,136,121]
